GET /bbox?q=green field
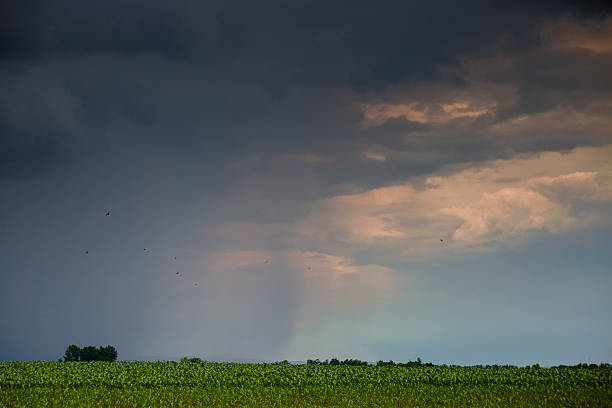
[1,361,611,407]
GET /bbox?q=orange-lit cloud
[353,146,610,248]
[204,146,612,261]
[542,17,612,54]
[357,80,511,128]
[440,187,574,244]
[361,99,493,125]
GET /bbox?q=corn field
[1,361,611,407]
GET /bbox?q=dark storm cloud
[3,0,609,74]
[1,0,611,180]
[0,64,93,178]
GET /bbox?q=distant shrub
[306,358,369,366]
[179,357,203,363]
[377,358,432,367]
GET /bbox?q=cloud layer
[205,145,612,263]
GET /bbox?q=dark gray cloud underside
[2,0,611,179]
[3,1,610,74]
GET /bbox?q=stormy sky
[1,0,611,365]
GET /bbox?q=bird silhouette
[176,272,180,275]
[85,250,89,254]
[106,212,110,216]
[174,256,177,260]
[194,283,198,286]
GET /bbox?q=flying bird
[85,250,89,254]
[194,283,198,286]
[176,272,180,275]
[106,212,110,216]
[174,256,177,260]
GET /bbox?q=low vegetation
[62,345,117,362]
[1,360,611,407]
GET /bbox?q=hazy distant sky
[1,0,611,365]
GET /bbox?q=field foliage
[1,361,611,407]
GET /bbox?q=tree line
[306,358,433,367]
[63,345,118,362]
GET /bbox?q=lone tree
[63,345,117,362]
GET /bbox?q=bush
[63,345,117,362]
[180,357,203,363]
[307,358,369,366]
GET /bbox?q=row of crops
[1,361,611,407]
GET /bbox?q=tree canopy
[63,345,117,362]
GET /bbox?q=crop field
[1,361,611,407]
